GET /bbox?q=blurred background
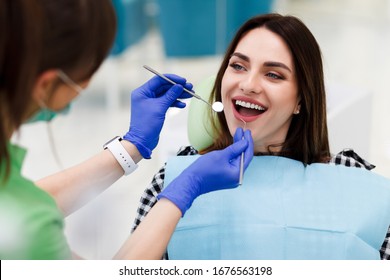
[12,0,390,259]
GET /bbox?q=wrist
[157,191,188,217]
[157,174,200,217]
[122,133,152,159]
[157,197,184,217]
[103,136,138,175]
[120,140,143,164]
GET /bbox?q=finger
[164,73,187,85]
[145,74,187,97]
[141,78,169,98]
[224,138,248,161]
[178,92,193,100]
[184,82,193,91]
[171,100,187,108]
[233,127,244,143]
[154,84,173,97]
[161,84,185,106]
[243,129,254,169]
[178,83,194,99]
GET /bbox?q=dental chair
[187,76,217,151]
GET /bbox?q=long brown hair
[203,13,330,164]
[0,0,116,181]
[39,0,116,83]
[1,0,44,180]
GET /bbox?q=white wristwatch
[103,136,138,175]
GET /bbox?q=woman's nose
[239,73,262,95]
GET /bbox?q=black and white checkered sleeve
[329,149,375,170]
[330,149,389,260]
[131,164,166,233]
[129,146,199,260]
[131,146,199,233]
[380,228,390,260]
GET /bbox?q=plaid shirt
[131,147,390,260]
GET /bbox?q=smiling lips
[232,97,267,122]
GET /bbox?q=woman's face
[27,70,90,122]
[221,27,300,153]
[47,74,90,111]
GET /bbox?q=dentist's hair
[39,0,116,84]
[203,13,330,165]
[1,0,43,180]
[0,0,116,181]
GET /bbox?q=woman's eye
[229,63,246,71]
[266,72,283,80]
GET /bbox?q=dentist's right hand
[123,74,193,159]
[158,127,254,216]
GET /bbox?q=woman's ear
[31,70,59,103]
[294,103,301,115]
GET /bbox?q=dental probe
[143,65,224,113]
[239,118,247,185]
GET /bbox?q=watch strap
[104,136,138,175]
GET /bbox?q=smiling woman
[221,27,300,153]
[131,13,390,260]
[207,14,326,162]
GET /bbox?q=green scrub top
[0,143,72,259]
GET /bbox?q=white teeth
[235,100,265,111]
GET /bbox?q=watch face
[103,136,121,149]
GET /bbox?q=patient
[131,13,390,259]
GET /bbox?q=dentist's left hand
[123,74,193,159]
[158,128,254,216]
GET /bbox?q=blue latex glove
[158,127,254,216]
[123,74,193,159]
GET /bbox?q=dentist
[0,0,253,259]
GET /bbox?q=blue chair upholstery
[156,0,274,57]
[110,0,149,56]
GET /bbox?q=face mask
[26,70,81,124]
[26,103,71,123]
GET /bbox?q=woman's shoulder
[328,149,375,170]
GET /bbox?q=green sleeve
[1,176,72,259]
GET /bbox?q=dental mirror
[211,101,224,112]
[143,65,224,113]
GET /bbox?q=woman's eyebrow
[264,61,292,73]
[230,52,250,62]
[231,53,292,73]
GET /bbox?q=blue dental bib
[164,155,390,260]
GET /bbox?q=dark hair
[0,0,116,181]
[1,0,44,180]
[203,13,330,164]
[39,0,116,83]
